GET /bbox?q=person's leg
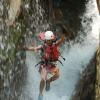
[39,66,47,95]
[45,66,59,91]
[48,67,59,83]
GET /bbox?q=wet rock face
[71,55,96,100]
[7,0,21,26]
[0,0,26,100]
[96,0,100,13]
[22,0,50,31]
[96,1,100,100]
[52,0,87,36]
[96,47,100,100]
[0,0,3,17]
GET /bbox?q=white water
[21,0,100,100]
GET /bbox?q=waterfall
[20,0,99,100]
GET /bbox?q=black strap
[58,60,64,66]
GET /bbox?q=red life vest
[42,43,59,61]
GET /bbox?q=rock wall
[71,55,96,100]
[95,47,100,100]
[95,1,100,100]
[96,0,100,13]
[0,0,26,99]
[52,0,87,36]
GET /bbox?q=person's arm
[25,45,42,52]
[25,47,35,51]
[56,34,65,46]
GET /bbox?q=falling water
[20,0,99,100]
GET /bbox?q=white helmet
[45,31,55,40]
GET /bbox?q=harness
[35,41,65,67]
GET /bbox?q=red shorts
[39,64,59,75]
[47,65,57,74]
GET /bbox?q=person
[25,31,65,100]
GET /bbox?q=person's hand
[34,48,38,52]
[17,45,26,50]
